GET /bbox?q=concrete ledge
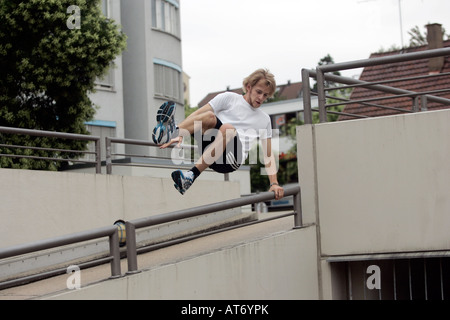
[0,168,246,282]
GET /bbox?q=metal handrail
[302,47,450,124]
[0,185,301,289]
[105,136,198,175]
[0,225,121,290]
[125,184,302,273]
[0,126,102,173]
[104,136,234,180]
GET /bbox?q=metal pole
[301,69,313,124]
[316,68,327,123]
[398,0,404,48]
[123,185,301,274]
[413,96,420,112]
[125,222,139,274]
[131,185,301,229]
[293,187,303,229]
[105,137,112,174]
[421,95,428,111]
[347,262,353,300]
[109,229,122,278]
[95,138,102,174]
[319,47,450,73]
[308,70,450,106]
[0,226,116,260]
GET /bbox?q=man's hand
[270,184,284,200]
[159,136,183,149]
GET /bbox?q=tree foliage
[0,0,126,170]
[408,24,449,47]
[378,24,449,52]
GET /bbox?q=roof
[196,81,303,107]
[339,40,450,120]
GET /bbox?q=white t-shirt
[209,92,272,161]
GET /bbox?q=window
[85,121,117,162]
[96,66,115,89]
[154,59,182,102]
[271,112,301,137]
[95,0,115,90]
[330,257,450,300]
[152,0,180,38]
[101,0,109,17]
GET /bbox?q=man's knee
[201,111,217,130]
[219,124,236,143]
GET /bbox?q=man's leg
[156,104,218,147]
[195,123,236,172]
[178,110,217,135]
[171,121,237,195]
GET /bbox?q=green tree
[408,24,449,47]
[378,24,449,52]
[0,0,126,170]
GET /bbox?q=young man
[152,69,285,200]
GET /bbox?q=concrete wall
[297,109,450,257]
[69,162,252,197]
[46,226,319,300]
[0,169,241,248]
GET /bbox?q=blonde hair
[242,69,277,98]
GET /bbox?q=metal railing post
[316,68,328,123]
[421,95,428,111]
[125,222,140,274]
[95,138,102,174]
[293,187,303,229]
[302,69,313,124]
[105,137,112,174]
[109,229,122,278]
[413,96,420,112]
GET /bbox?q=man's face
[245,80,272,108]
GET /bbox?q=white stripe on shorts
[226,152,240,170]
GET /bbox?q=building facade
[88,0,184,159]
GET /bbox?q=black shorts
[194,117,243,174]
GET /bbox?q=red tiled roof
[339,40,450,120]
[196,81,303,107]
[197,88,244,108]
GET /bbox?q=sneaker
[171,170,194,195]
[152,101,176,144]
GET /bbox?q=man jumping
[152,69,284,200]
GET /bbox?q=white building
[88,0,184,160]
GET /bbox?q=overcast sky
[180,0,450,107]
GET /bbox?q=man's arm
[261,138,284,200]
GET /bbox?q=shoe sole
[171,170,185,195]
[152,101,175,144]
[157,101,175,123]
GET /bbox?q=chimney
[426,23,444,74]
